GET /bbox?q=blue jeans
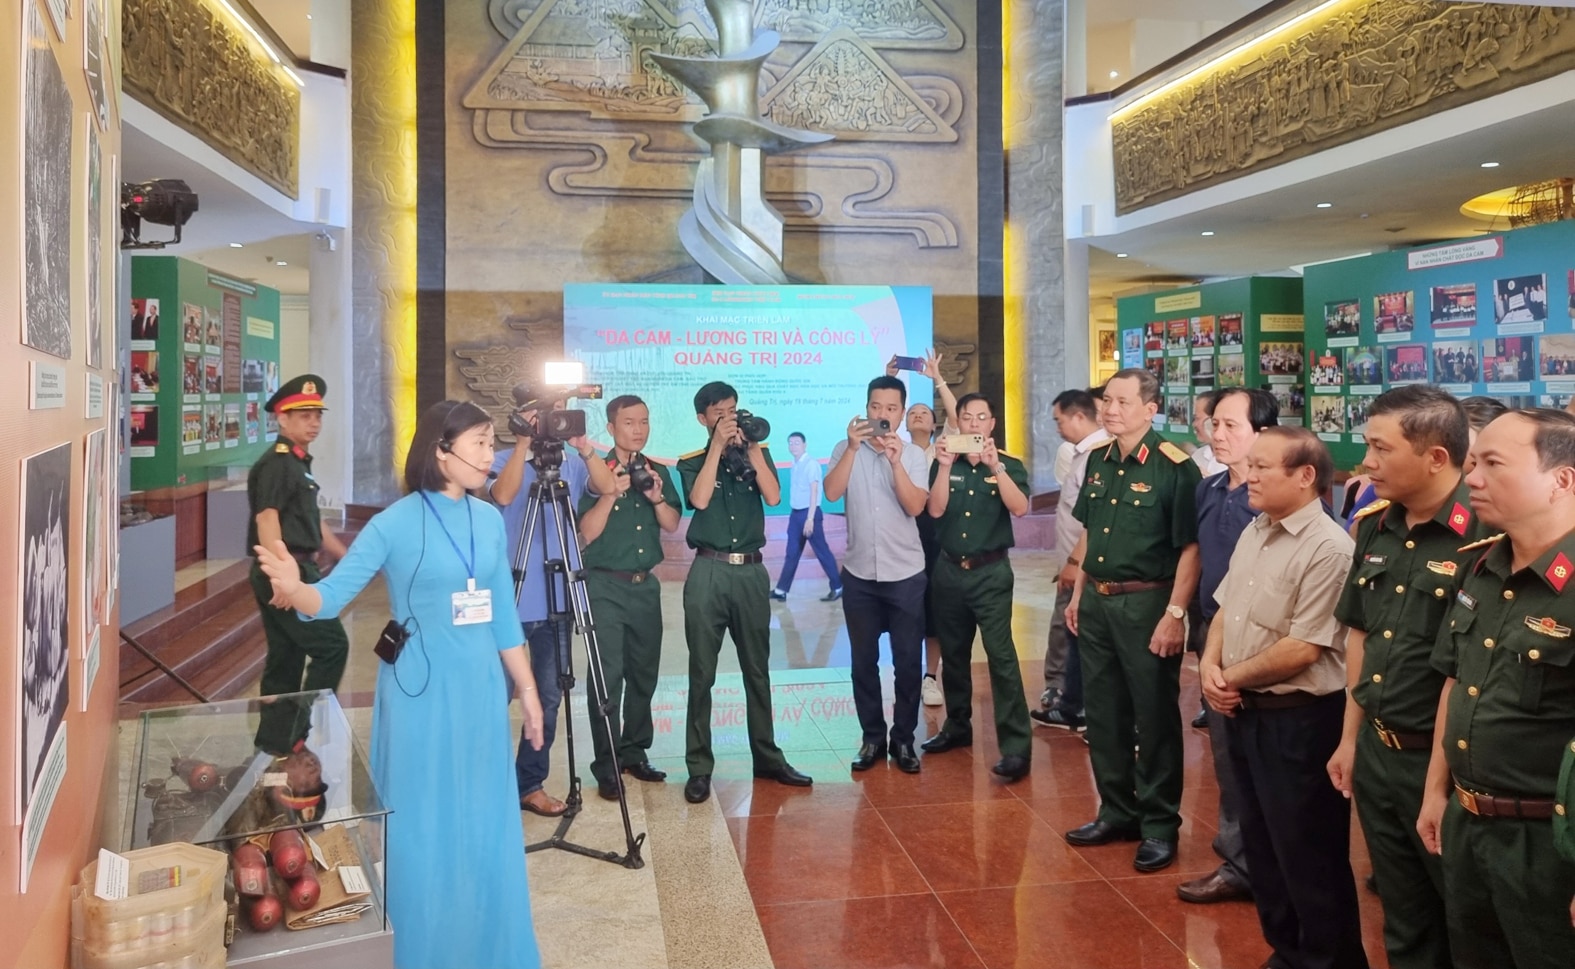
[515,618,567,796]
[776,507,841,594]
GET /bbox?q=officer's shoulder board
[1456,532,1505,554]
[678,447,706,461]
[274,443,290,454]
[1156,441,1189,464]
[1351,498,1390,521]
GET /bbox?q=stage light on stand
[121,179,200,250]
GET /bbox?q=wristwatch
[1165,604,1185,621]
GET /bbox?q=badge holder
[510,452,645,871]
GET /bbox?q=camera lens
[736,410,770,443]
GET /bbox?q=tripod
[510,448,646,870]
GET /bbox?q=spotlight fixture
[120,179,199,249]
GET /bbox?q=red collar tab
[1136,443,1150,465]
[292,445,307,460]
[1546,552,1573,593]
[1448,502,1470,536]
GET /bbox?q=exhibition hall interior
[4,0,1575,966]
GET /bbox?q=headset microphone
[439,440,499,479]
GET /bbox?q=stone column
[308,229,353,514]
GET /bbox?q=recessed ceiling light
[306,13,312,18]
[1109,70,1119,79]
[1480,161,1500,168]
[1316,202,1333,208]
[229,242,243,248]
[1200,231,1215,237]
[276,261,288,266]
[1115,252,1129,258]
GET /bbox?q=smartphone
[892,355,926,372]
[945,433,985,454]
[855,417,892,436]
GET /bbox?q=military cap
[265,374,328,414]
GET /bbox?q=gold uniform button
[1383,630,1393,639]
[1097,556,1105,563]
[1557,804,1567,816]
[1434,588,1446,598]
[961,532,968,539]
[968,490,975,496]
[1484,638,1495,648]
[1357,577,1367,586]
[1457,739,1468,750]
[1371,674,1382,683]
[638,548,644,554]
[614,504,621,511]
[1118,470,1125,476]
[1467,686,1479,696]
[1134,499,1142,505]
[636,525,643,530]
[1103,528,1110,534]
[1405,540,1415,549]
[965,512,971,517]
[1503,590,1515,601]
[1111,499,1117,505]
[1529,649,1542,661]
[1395,584,1405,594]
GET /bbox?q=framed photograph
[1167,319,1189,354]
[1311,396,1346,434]
[42,0,66,39]
[1190,315,1215,350]
[181,302,202,346]
[1259,341,1304,377]
[1164,356,1188,387]
[1385,344,1428,385]
[265,361,280,397]
[1144,356,1165,382]
[1324,300,1361,341]
[203,308,223,351]
[1310,353,1342,388]
[242,359,267,395]
[130,297,160,343]
[1121,329,1141,367]
[18,441,71,824]
[1217,354,1245,387]
[1348,396,1373,436]
[1165,395,1190,428]
[1345,346,1382,387]
[83,119,103,369]
[245,401,261,443]
[203,355,222,396]
[82,0,107,129]
[1430,283,1477,329]
[223,403,242,448]
[1270,385,1305,421]
[1217,313,1244,349]
[1483,336,1536,383]
[1431,341,1480,385]
[1097,328,1117,366]
[182,353,201,395]
[1541,334,1575,379]
[203,402,223,450]
[129,350,159,395]
[181,407,202,450]
[1373,291,1415,337]
[81,430,106,656]
[1190,355,1215,387]
[1493,274,1548,326]
[1145,321,1165,353]
[22,0,75,361]
[129,405,158,457]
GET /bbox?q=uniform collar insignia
[1456,589,1477,610]
[1526,615,1572,638]
[1426,560,1458,576]
[1546,552,1574,593]
[1136,443,1150,465]
[292,445,307,460]
[1448,502,1470,537]
[1364,554,1386,564]
[1129,482,1152,493]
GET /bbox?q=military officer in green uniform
[1557,735,1575,926]
[247,374,350,752]
[1064,367,1201,873]
[1327,386,1476,969]
[918,392,1032,780]
[578,395,682,797]
[677,381,812,805]
[1419,408,1575,968]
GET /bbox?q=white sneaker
[921,675,943,707]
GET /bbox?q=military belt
[694,548,763,566]
[1370,719,1432,751]
[589,567,650,584]
[1454,783,1555,820]
[944,549,1008,571]
[1090,578,1171,596]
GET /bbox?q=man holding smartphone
[824,376,931,773]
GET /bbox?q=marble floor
[132,549,1392,969]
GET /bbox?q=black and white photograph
[1432,341,1480,384]
[82,0,108,130]
[1311,395,1346,434]
[23,0,75,361]
[18,441,71,823]
[82,430,106,657]
[242,358,267,395]
[84,120,103,369]
[1190,355,1215,387]
[1165,394,1190,427]
[42,0,66,38]
[1493,274,1548,326]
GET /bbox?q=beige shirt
[1215,496,1354,696]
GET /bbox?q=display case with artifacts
[124,691,392,966]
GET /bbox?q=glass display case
[124,690,393,966]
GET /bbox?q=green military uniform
[1073,430,1201,841]
[677,443,786,777]
[1557,736,1575,861]
[247,375,348,754]
[1431,530,1575,968]
[1334,481,1481,969]
[927,452,1032,758]
[579,454,681,786]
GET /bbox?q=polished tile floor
[217,547,1391,969]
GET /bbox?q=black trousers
[842,569,927,747]
[1227,692,1369,969]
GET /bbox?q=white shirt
[1192,444,1227,477]
[1052,428,1112,569]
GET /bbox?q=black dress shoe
[919,731,971,753]
[891,743,921,774]
[597,778,622,801]
[754,764,813,786]
[991,755,1030,782]
[1191,707,1210,729]
[1064,820,1143,846]
[623,762,667,783]
[1133,838,1178,872]
[821,588,842,601]
[684,774,712,803]
[851,742,887,771]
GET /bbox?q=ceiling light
[1115,252,1129,258]
[276,261,288,266]
[1316,202,1332,208]
[1109,70,1119,79]
[1200,231,1215,237]
[1481,161,1500,168]
[229,242,243,248]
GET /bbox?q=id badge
[452,582,493,626]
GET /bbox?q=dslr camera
[720,409,771,483]
[626,453,657,494]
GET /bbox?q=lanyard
[419,492,476,589]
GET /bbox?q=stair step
[120,597,265,706]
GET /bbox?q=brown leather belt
[589,567,651,584]
[1238,690,1326,711]
[1371,719,1432,751]
[694,548,763,566]
[945,549,1008,571]
[1454,784,1555,820]
[1090,578,1171,596]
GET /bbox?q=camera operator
[577,395,682,799]
[491,391,615,818]
[677,381,811,804]
[824,375,931,774]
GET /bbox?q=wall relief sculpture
[122,0,301,198]
[1113,0,1575,214]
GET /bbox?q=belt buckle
[631,572,645,583]
[1094,580,1112,595]
[1455,786,1481,815]
[1373,720,1400,750]
[727,552,746,565]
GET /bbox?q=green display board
[129,256,282,491]
[1116,277,1305,448]
[1303,219,1575,470]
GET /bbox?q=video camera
[509,381,604,443]
[720,409,771,483]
